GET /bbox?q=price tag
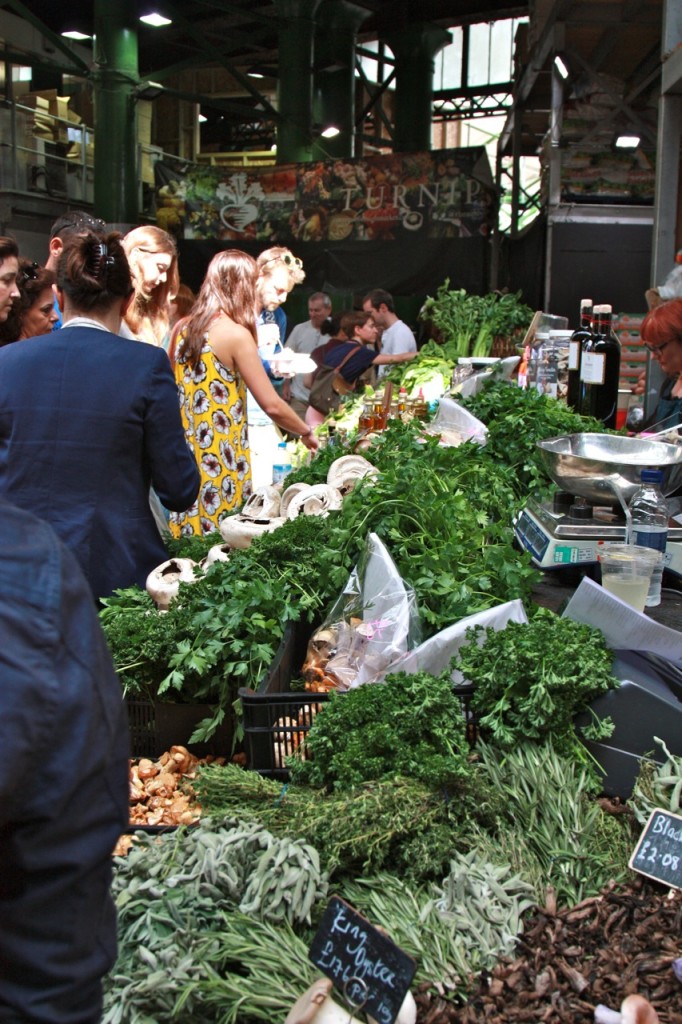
[309,896,416,1024]
[629,808,682,889]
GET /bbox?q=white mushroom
[286,484,343,519]
[200,543,232,569]
[280,482,313,518]
[327,455,378,495]
[240,486,282,520]
[145,558,198,610]
[219,514,287,549]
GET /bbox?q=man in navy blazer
[0,323,200,600]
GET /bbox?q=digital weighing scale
[514,491,682,576]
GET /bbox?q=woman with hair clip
[122,224,179,348]
[169,248,318,537]
[0,230,200,600]
[0,259,58,345]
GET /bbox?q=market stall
[100,360,682,1023]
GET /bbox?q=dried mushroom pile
[417,878,681,1024]
[128,745,211,827]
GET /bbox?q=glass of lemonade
[598,544,662,612]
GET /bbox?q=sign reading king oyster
[154,148,496,242]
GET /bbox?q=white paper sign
[562,576,682,666]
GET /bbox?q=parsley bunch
[289,670,472,791]
[454,609,618,752]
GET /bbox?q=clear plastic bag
[301,533,421,692]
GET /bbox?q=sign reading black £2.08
[309,896,416,1024]
[629,808,682,890]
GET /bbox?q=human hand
[302,429,319,452]
[631,370,646,396]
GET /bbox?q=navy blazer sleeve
[144,347,200,512]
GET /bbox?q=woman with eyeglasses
[0,230,200,599]
[121,225,179,348]
[169,248,318,538]
[636,298,682,432]
[0,259,58,346]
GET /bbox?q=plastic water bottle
[628,469,668,606]
[272,442,292,486]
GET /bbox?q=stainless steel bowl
[537,433,682,505]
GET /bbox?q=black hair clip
[18,261,40,286]
[88,242,111,278]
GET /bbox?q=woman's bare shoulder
[209,314,254,354]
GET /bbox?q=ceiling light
[554,56,569,80]
[139,12,172,27]
[248,70,264,79]
[615,134,640,149]
[321,125,340,139]
[62,30,92,40]
[198,114,207,123]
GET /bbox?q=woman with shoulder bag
[305,309,417,428]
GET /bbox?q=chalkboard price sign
[629,807,682,890]
[309,896,416,1024]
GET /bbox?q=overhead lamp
[139,12,172,27]
[320,125,340,139]
[615,134,641,149]
[198,113,207,123]
[553,55,569,80]
[135,80,164,100]
[248,70,264,79]
[62,30,92,40]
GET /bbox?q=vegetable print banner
[154,148,496,243]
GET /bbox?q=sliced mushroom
[326,454,378,495]
[280,482,312,518]
[286,484,343,519]
[145,557,198,610]
[241,486,282,520]
[219,514,287,549]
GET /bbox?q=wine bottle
[579,304,621,428]
[566,298,593,412]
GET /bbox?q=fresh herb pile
[288,669,472,790]
[419,281,534,359]
[454,608,619,754]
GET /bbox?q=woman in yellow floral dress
[169,250,318,537]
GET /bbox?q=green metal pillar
[384,24,452,153]
[275,0,322,163]
[312,0,369,160]
[92,0,139,224]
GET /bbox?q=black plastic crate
[239,620,326,779]
[126,699,233,759]
[239,620,477,779]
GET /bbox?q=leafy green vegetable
[289,670,472,790]
[419,281,534,358]
[453,608,619,752]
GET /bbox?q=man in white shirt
[362,288,416,377]
[282,292,332,418]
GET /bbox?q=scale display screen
[515,511,550,562]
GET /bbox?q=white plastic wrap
[301,532,421,691]
[374,599,528,683]
[423,395,488,447]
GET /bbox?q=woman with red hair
[639,298,682,432]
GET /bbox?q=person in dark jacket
[0,496,130,1023]
[0,230,200,599]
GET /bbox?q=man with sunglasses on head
[246,247,308,486]
[45,210,106,330]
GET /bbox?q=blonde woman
[122,225,179,348]
[170,249,318,538]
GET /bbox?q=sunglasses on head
[262,253,302,270]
